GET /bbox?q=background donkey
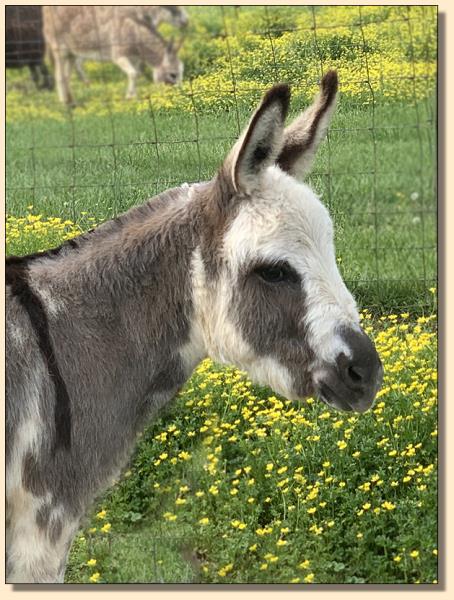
[70,5,189,86]
[6,71,382,583]
[43,6,184,105]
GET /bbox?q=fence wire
[5,5,437,313]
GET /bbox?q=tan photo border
[0,0,450,596]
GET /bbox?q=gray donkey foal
[6,72,383,583]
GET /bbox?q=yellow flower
[276,539,288,547]
[199,517,209,525]
[299,560,310,570]
[337,440,347,450]
[86,558,97,567]
[89,572,101,583]
[96,509,107,520]
[264,553,279,563]
[163,512,177,522]
[100,523,111,533]
[218,563,234,577]
[410,550,420,558]
[304,573,315,583]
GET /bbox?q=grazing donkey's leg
[113,56,139,99]
[6,488,79,583]
[75,57,90,84]
[52,50,74,106]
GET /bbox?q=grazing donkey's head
[192,71,383,413]
[152,36,184,85]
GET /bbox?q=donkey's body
[43,6,184,105]
[6,73,383,583]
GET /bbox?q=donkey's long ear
[225,84,290,194]
[277,70,338,181]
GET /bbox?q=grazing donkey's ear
[226,84,291,194]
[276,70,338,181]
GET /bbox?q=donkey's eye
[254,263,299,285]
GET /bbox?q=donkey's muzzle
[317,326,383,413]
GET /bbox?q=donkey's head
[193,71,383,413]
[153,37,184,85]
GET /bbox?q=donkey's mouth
[316,379,377,414]
[317,382,355,413]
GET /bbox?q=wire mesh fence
[6,5,437,312]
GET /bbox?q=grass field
[5,4,437,585]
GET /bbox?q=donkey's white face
[193,72,383,413]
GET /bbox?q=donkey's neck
[28,185,208,428]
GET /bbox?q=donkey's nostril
[347,365,363,383]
